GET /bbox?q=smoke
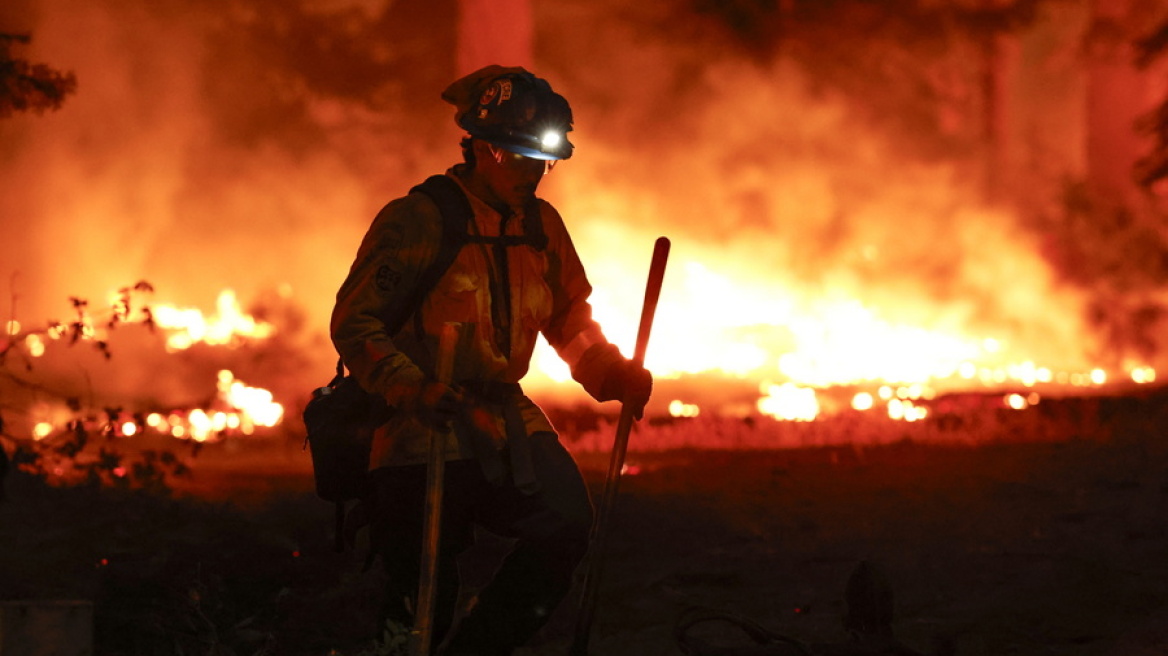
[0,0,455,359]
[0,0,1154,418]
[537,2,1114,374]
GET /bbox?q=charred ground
[3,389,1168,655]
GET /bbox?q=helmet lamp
[540,130,563,150]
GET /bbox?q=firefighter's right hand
[599,359,653,420]
[397,381,463,431]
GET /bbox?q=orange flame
[150,289,274,351]
[154,370,283,442]
[520,234,1161,423]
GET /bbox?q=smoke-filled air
[3,0,1167,428]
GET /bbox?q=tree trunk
[457,0,533,76]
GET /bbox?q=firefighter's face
[477,142,554,209]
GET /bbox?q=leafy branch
[1134,18,1168,190]
[1,280,155,367]
[0,280,193,496]
[0,32,77,118]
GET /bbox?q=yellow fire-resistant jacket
[330,170,624,475]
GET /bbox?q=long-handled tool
[570,236,671,656]
[411,322,460,656]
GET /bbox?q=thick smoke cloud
[536,2,1124,374]
[0,0,454,335]
[1,0,1156,409]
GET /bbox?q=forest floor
[3,389,1168,656]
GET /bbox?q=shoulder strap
[401,174,475,340]
[329,177,473,387]
[411,173,473,257]
[401,174,474,333]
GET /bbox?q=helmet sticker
[477,79,512,120]
[479,82,499,107]
[478,79,513,108]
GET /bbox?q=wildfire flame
[10,277,1160,442]
[149,289,275,351]
[528,255,1159,423]
[30,369,282,444]
[12,288,273,358]
[3,0,1165,451]
[14,288,282,442]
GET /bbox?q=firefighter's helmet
[442,65,574,161]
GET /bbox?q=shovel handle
[571,237,670,656]
[412,322,459,656]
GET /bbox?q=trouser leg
[441,434,593,655]
[443,531,587,654]
[369,463,474,651]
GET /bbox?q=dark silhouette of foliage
[0,32,77,117]
[8,420,189,495]
[684,0,1052,159]
[690,0,1046,57]
[1135,18,1168,190]
[1021,180,1168,363]
[0,280,190,496]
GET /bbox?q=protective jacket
[331,169,624,481]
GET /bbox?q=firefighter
[330,65,653,655]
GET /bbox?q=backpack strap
[329,175,474,380]
[345,175,547,370]
[400,174,475,338]
[404,176,547,355]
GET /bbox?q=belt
[457,380,539,494]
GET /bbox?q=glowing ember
[888,398,928,422]
[757,382,819,421]
[852,392,874,411]
[668,400,701,418]
[25,334,46,357]
[1132,367,1157,384]
[1004,392,1042,410]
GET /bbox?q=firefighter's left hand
[427,381,466,428]
[601,359,653,420]
[395,380,463,431]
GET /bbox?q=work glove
[393,380,463,431]
[599,359,653,420]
